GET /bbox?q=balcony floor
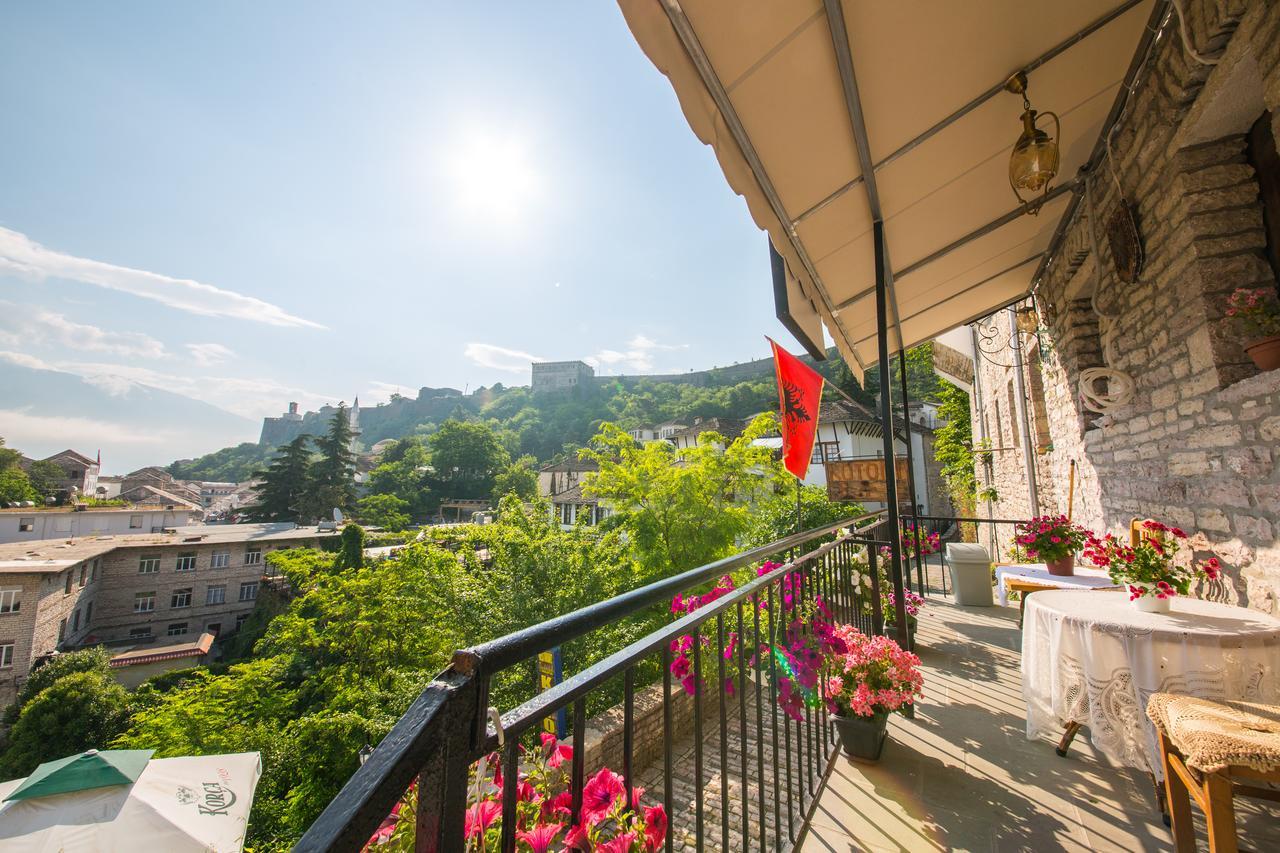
[800,597,1280,852]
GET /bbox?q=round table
[1021,590,1280,775]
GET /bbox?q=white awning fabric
[618,0,1157,378]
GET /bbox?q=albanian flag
[769,338,824,480]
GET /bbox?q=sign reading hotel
[826,458,910,503]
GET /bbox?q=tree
[427,420,510,500]
[0,467,35,504]
[934,379,980,521]
[245,435,314,522]
[26,459,69,500]
[356,494,410,531]
[168,442,275,482]
[581,415,786,577]
[367,437,433,518]
[309,405,358,517]
[749,482,865,546]
[0,670,132,777]
[336,523,366,570]
[491,455,539,503]
[3,647,115,724]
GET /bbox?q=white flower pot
[1132,594,1171,614]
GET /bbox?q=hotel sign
[826,458,909,503]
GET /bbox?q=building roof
[549,484,598,506]
[667,417,747,442]
[117,484,202,511]
[44,449,96,466]
[538,459,600,473]
[109,632,215,668]
[0,522,340,564]
[818,399,880,425]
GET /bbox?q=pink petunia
[596,832,638,853]
[517,823,564,853]
[464,799,501,839]
[580,767,626,825]
[644,805,669,852]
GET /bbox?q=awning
[618,0,1161,378]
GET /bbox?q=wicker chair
[1147,693,1280,852]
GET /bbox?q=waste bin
[946,543,994,606]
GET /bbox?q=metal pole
[897,347,925,594]
[970,326,996,555]
[874,221,909,646]
[1008,307,1040,515]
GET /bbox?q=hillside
[167,345,941,481]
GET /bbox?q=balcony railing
[297,510,903,852]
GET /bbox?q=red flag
[769,338,824,480]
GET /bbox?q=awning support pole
[897,345,925,595]
[874,221,909,644]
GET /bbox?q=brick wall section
[972,0,1280,613]
[0,559,102,707]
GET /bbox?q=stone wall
[971,0,1280,613]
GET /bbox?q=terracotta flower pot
[1045,554,1075,577]
[831,711,889,762]
[1244,334,1280,372]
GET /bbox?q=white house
[0,506,201,545]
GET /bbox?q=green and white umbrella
[0,749,261,852]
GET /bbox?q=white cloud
[584,334,689,374]
[464,342,545,374]
[0,303,168,359]
[0,350,55,371]
[186,342,235,367]
[0,408,177,446]
[0,226,325,329]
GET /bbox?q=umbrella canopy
[0,752,261,853]
[4,750,153,802]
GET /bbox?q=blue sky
[0,2,792,470]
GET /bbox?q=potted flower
[1013,514,1091,576]
[881,588,925,651]
[824,624,923,762]
[1227,286,1280,371]
[1083,520,1222,614]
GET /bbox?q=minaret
[349,397,361,450]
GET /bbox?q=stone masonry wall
[972,0,1280,613]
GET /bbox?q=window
[0,590,20,614]
[210,551,230,569]
[90,558,98,582]
[238,582,259,602]
[135,592,156,613]
[175,553,197,572]
[72,609,81,632]
[138,556,160,574]
[58,619,66,642]
[18,517,33,532]
[206,585,226,605]
[85,601,93,626]
[129,627,152,639]
[235,613,251,630]
[79,565,87,587]
[811,441,841,464]
[129,514,143,529]
[207,622,222,635]
[0,644,12,668]
[171,588,192,608]
[167,622,188,637]
[64,572,73,594]
[244,548,262,566]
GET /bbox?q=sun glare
[446,131,541,222]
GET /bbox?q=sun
[446,131,541,222]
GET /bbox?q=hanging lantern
[1005,72,1060,214]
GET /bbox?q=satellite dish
[333,508,344,523]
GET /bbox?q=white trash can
[946,543,994,606]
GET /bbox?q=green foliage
[934,379,978,518]
[581,415,786,576]
[491,454,539,503]
[337,523,366,570]
[860,342,944,404]
[308,406,358,517]
[3,646,115,725]
[0,670,132,777]
[366,437,433,520]
[168,442,275,483]
[356,493,410,531]
[427,419,510,500]
[748,482,865,547]
[25,460,66,500]
[245,435,315,523]
[0,466,35,504]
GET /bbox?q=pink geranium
[825,624,922,718]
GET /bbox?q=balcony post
[873,220,909,646]
[897,345,925,594]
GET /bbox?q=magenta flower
[517,823,564,853]
[580,767,626,825]
[464,799,501,839]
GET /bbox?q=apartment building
[0,505,201,546]
[0,523,337,708]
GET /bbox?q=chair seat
[1147,693,1280,775]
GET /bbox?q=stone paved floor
[799,597,1280,852]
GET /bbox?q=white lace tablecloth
[1022,590,1280,775]
[995,563,1119,606]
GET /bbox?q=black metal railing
[297,511,897,852]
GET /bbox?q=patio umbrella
[0,750,261,852]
